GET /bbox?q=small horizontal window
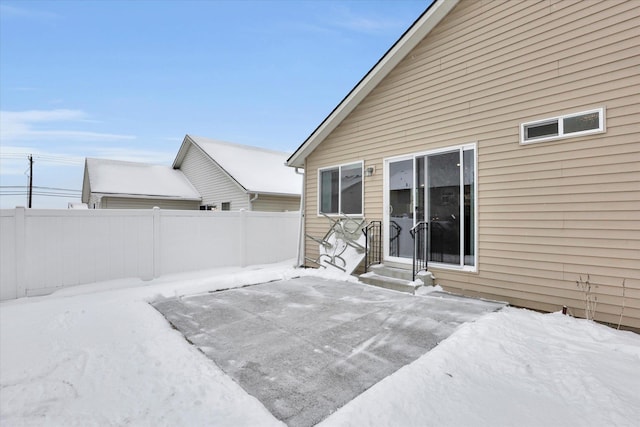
[524,120,558,140]
[563,112,600,134]
[521,108,604,144]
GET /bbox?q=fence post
[14,207,26,298]
[153,207,161,278]
[239,209,247,267]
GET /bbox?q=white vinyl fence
[0,207,300,300]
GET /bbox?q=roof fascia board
[172,135,192,169]
[245,190,301,198]
[94,192,201,201]
[81,159,91,203]
[286,0,457,168]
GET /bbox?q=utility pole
[27,154,33,208]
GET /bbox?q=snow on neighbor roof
[85,158,201,200]
[176,135,302,196]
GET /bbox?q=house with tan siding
[174,135,302,212]
[287,0,640,328]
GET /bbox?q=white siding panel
[101,197,200,210]
[252,195,301,212]
[180,144,249,210]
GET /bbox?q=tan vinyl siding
[180,143,249,210]
[252,195,301,212]
[100,197,200,210]
[304,0,640,327]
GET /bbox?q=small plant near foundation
[617,278,626,330]
[576,274,597,321]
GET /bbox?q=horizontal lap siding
[252,195,301,212]
[102,198,200,210]
[180,144,249,210]
[305,0,640,327]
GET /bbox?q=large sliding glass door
[386,145,476,269]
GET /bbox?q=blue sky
[0,0,429,208]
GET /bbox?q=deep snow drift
[1,263,639,426]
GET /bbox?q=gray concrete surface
[153,276,505,427]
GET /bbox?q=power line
[1,190,81,196]
[1,185,81,192]
[0,154,84,206]
[1,186,82,199]
[33,155,84,165]
[0,154,28,159]
[0,153,84,165]
[1,192,81,198]
[2,192,79,196]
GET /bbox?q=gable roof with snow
[84,158,201,200]
[286,0,458,168]
[173,135,302,196]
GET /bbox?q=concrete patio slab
[153,276,505,427]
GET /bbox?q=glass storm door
[388,159,414,258]
[427,151,461,265]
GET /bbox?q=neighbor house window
[319,162,363,215]
[221,202,231,211]
[521,108,604,144]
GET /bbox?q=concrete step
[359,264,436,294]
[368,264,414,281]
[367,264,435,286]
[359,272,421,294]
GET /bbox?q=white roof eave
[245,190,301,198]
[95,192,202,201]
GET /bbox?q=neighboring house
[287,0,639,328]
[173,134,302,212]
[82,158,202,209]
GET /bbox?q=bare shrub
[617,278,626,330]
[576,274,597,321]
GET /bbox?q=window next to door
[318,162,363,216]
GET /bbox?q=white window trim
[317,160,364,217]
[520,107,605,145]
[383,143,478,272]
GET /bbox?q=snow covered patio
[152,276,505,426]
[1,263,639,426]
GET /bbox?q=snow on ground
[321,307,640,427]
[1,262,639,426]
